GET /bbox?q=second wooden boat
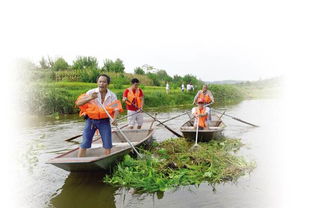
[180,118,225,142]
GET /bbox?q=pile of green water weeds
[103,137,255,192]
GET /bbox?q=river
[15,98,284,208]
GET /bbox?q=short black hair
[96,74,111,84]
[131,78,140,84]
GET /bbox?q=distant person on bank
[181,83,185,92]
[122,78,144,129]
[186,83,191,92]
[75,74,123,157]
[166,82,170,94]
[192,98,210,130]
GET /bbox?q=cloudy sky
[2,0,311,82]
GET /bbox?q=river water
[16,99,284,208]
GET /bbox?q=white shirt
[86,88,117,107]
[166,83,169,90]
[181,84,185,89]
[191,107,210,115]
[187,84,191,91]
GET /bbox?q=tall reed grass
[25,82,244,115]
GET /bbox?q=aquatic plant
[103,137,255,192]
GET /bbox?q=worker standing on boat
[122,78,144,129]
[75,74,123,157]
[192,98,210,130]
[193,84,214,120]
[193,84,214,105]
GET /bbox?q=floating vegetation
[103,137,255,193]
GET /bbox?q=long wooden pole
[126,100,183,137]
[211,109,259,127]
[97,100,143,158]
[156,111,188,126]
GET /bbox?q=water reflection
[50,172,118,208]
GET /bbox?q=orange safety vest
[197,91,212,104]
[195,107,208,128]
[76,94,123,120]
[125,88,142,108]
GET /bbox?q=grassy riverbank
[25,81,244,115]
[103,137,255,192]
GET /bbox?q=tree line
[26,56,204,88]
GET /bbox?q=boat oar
[64,134,82,142]
[142,110,183,137]
[97,100,143,158]
[126,100,183,137]
[212,109,259,127]
[156,111,189,126]
[190,116,201,151]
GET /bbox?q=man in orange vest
[75,74,123,157]
[193,84,214,105]
[193,84,214,120]
[122,78,144,129]
[192,98,210,130]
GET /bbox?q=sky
[1,1,313,207]
[2,0,311,82]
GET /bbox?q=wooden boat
[47,128,154,172]
[180,118,225,142]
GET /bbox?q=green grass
[103,137,255,193]
[25,81,246,115]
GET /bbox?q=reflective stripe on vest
[196,107,208,128]
[76,94,123,119]
[126,88,142,108]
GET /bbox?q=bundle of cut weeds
[103,137,255,193]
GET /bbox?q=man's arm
[208,90,214,103]
[193,91,200,105]
[140,96,144,109]
[76,92,97,106]
[122,89,128,102]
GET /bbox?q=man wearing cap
[192,98,210,130]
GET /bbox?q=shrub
[52,57,69,71]
[72,56,98,69]
[134,67,145,75]
[102,58,125,73]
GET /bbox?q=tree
[47,56,54,68]
[173,75,183,83]
[134,67,145,75]
[142,64,155,73]
[51,57,69,71]
[183,74,204,88]
[156,69,172,82]
[72,56,98,69]
[102,58,125,73]
[147,72,161,86]
[39,57,49,69]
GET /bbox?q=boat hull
[48,129,154,172]
[180,119,225,142]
